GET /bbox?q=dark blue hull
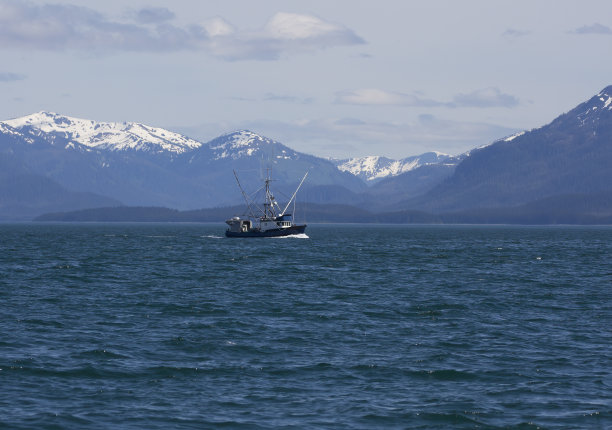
[225,224,306,238]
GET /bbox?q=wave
[270,233,309,239]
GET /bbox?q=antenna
[259,154,265,181]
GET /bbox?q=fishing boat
[225,169,308,238]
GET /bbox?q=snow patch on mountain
[464,130,527,156]
[503,131,525,142]
[334,152,452,183]
[597,87,612,109]
[576,86,612,126]
[0,122,22,137]
[208,130,298,160]
[2,112,202,154]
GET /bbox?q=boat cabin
[225,217,252,233]
[270,214,293,229]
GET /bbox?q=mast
[263,168,276,219]
[262,167,285,219]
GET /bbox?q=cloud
[0,1,364,60]
[452,87,519,108]
[335,89,444,107]
[134,7,175,24]
[202,17,235,37]
[263,93,314,104]
[230,93,313,103]
[264,12,362,45]
[284,116,519,157]
[572,23,612,35]
[205,12,365,61]
[502,28,530,38]
[334,118,366,126]
[0,71,26,82]
[418,114,436,124]
[0,0,200,52]
[177,115,519,159]
[335,87,519,109]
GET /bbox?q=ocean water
[1,223,611,429]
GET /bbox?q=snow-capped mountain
[4,85,612,220]
[199,130,364,199]
[2,111,202,154]
[404,84,612,212]
[1,113,310,163]
[575,86,612,125]
[0,114,365,216]
[0,110,467,218]
[333,152,453,183]
[206,130,302,161]
[1,112,453,184]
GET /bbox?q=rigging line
[275,188,294,214]
[248,185,266,200]
[233,170,265,218]
[280,171,309,216]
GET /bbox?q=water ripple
[1,223,611,428]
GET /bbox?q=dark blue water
[1,223,611,429]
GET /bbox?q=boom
[280,172,308,216]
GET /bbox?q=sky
[1,0,612,159]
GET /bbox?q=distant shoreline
[29,198,612,225]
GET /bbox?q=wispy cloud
[0,1,364,60]
[177,115,519,158]
[0,71,26,82]
[335,87,519,109]
[502,28,530,38]
[230,93,314,104]
[263,93,314,104]
[572,23,612,35]
[453,87,519,108]
[335,89,444,107]
[273,115,518,157]
[132,7,175,24]
[334,118,366,126]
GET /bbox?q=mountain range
[402,86,612,214]
[3,85,612,223]
[0,111,457,219]
[332,152,458,183]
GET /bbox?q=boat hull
[225,224,306,238]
